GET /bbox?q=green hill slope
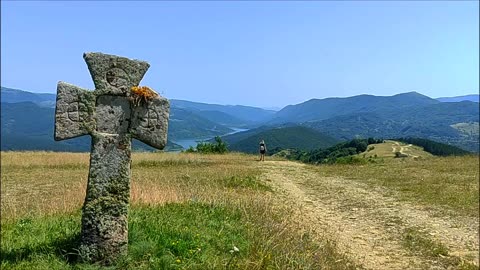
[0,102,206,151]
[168,108,233,139]
[1,87,56,107]
[227,126,339,154]
[304,101,479,152]
[1,87,261,129]
[171,99,275,124]
[195,110,249,128]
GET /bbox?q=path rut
[259,160,479,270]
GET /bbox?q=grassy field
[315,153,479,217]
[1,151,359,270]
[2,150,478,269]
[359,140,433,159]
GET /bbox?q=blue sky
[1,1,478,108]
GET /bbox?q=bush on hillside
[185,136,229,154]
[288,137,383,164]
[268,146,284,156]
[335,155,368,165]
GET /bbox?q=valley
[1,87,479,153]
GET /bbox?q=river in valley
[171,127,249,151]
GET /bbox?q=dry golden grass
[312,155,479,217]
[1,152,88,220]
[1,151,262,221]
[1,151,360,269]
[360,140,433,159]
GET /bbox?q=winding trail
[258,160,479,270]
[391,142,419,158]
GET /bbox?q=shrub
[185,136,229,154]
[335,156,368,164]
[282,137,384,165]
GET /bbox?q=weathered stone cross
[54,52,170,264]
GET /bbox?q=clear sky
[1,1,478,108]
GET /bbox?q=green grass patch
[334,156,368,165]
[133,159,212,168]
[311,156,479,217]
[1,201,361,270]
[1,203,249,269]
[220,175,272,191]
[402,227,448,257]
[125,203,249,269]
[402,227,478,270]
[1,212,81,270]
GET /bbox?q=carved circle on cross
[105,68,130,90]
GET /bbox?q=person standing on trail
[259,140,267,161]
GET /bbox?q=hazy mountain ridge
[0,102,178,152]
[260,91,478,152]
[169,107,233,139]
[436,94,479,103]
[271,92,440,124]
[302,101,479,152]
[194,110,248,128]
[1,87,478,152]
[1,87,57,108]
[170,99,276,124]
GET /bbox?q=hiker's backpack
[260,144,265,151]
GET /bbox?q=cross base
[78,133,131,264]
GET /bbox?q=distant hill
[270,92,439,124]
[225,126,339,154]
[2,87,478,153]
[262,91,478,152]
[1,87,270,128]
[219,123,298,146]
[437,94,479,103]
[1,87,56,107]
[304,101,479,152]
[0,101,219,152]
[1,102,87,151]
[194,110,248,128]
[0,102,182,152]
[358,140,434,159]
[171,99,275,124]
[0,87,239,147]
[169,108,233,139]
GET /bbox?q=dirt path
[391,142,419,158]
[259,160,479,270]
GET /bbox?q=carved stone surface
[83,52,150,96]
[54,82,96,140]
[54,52,169,264]
[130,98,170,149]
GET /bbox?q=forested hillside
[226,126,339,154]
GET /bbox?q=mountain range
[222,125,339,154]
[268,92,478,152]
[1,87,478,152]
[436,94,479,103]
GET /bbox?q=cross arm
[130,96,170,149]
[54,82,96,141]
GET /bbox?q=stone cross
[54,52,170,264]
